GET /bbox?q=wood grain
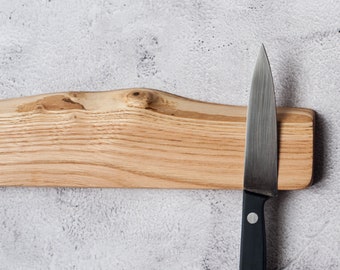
[0,88,314,190]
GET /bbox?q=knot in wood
[126,90,157,109]
[17,95,85,112]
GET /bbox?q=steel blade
[244,45,278,197]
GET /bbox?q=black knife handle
[240,190,269,270]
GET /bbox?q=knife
[239,45,278,270]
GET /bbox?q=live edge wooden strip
[0,88,314,190]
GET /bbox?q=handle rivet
[247,212,258,224]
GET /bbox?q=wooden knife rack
[0,89,314,190]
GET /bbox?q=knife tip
[260,43,267,57]
[256,44,271,70]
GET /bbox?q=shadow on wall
[277,55,325,185]
[265,54,326,269]
[312,113,326,185]
[266,191,289,269]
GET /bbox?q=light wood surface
[0,88,314,190]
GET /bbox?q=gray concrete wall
[0,1,339,269]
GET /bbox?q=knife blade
[239,45,278,270]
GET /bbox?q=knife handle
[240,190,269,270]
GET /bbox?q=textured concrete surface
[0,1,339,269]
